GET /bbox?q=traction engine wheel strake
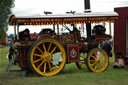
[28,38,66,76]
[86,48,109,72]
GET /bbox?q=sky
[7,0,128,35]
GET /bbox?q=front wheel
[86,48,109,72]
[28,38,66,76]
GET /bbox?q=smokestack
[84,0,92,51]
[84,0,91,38]
[84,0,91,12]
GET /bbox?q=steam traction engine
[6,12,118,76]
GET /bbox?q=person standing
[8,28,31,61]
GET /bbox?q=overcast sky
[12,0,128,15]
[7,0,128,35]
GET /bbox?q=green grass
[0,47,128,85]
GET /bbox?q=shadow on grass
[1,63,90,78]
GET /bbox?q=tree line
[0,0,14,42]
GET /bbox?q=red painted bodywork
[66,44,79,62]
[92,35,111,44]
[59,34,74,43]
[39,34,51,39]
[8,12,118,69]
[18,47,29,68]
[114,7,128,64]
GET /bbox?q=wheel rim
[87,49,108,72]
[30,38,66,76]
[76,53,86,69]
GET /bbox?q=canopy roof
[9,12,118,25]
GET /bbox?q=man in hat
[18,28,31,40]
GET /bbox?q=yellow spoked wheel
[75,53,86,69]
[28,38,66,76]
[86,48,109,72]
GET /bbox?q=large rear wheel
[86,48,109,72]
[28,38,66,76]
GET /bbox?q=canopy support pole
[17,25,19,40]
[53,24,55,32]
[57,24,59,35]
[84,0,91,38]
[14,24,16,40]
[103,22,105,27]
[109,22,112,36]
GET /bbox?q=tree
[0,0,15,42]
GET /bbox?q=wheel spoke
[98,63,101,71]
[99,55,105,61]
[48,42,52,52]
[99,62,105,67]
[100,58,105,62]
[91,55,97,60]
[89,60,96,62]
[37,46,43,54]
[50,46,57,54]
[90,61,97,67]
[37,61,45,69]
[44,62,47,73]
[50,61,59,68]
[43,44,47,52]
[55,65,59,69]
[48,61,52,72]
[33,58,42,63]
[34,54,42,57]
[94,64,97,72]
[48,54,52,59]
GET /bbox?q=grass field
[0,47,128,85]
